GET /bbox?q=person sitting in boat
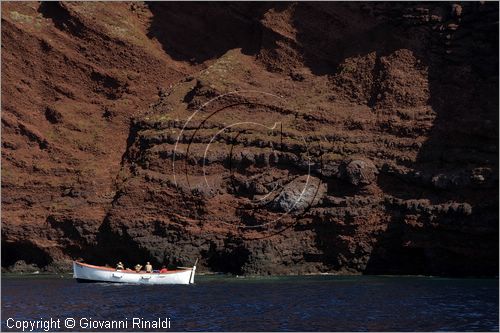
[116,262,124,270]
[134,264,142,273]
[159,265,168,273]
[145,262,153,273]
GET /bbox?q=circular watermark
[170,90,324,237]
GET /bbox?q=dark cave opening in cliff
[1,241,53,269]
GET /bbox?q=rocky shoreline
[2,2,498,277]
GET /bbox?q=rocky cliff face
[2,2,498,276]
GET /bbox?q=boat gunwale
[74,261,192,275]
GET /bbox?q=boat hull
[73,262,196,285]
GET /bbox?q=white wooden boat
[73,261,196,285]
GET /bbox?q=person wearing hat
[145,262,153,273]
[116,261,124,270]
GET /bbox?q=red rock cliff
[2,2,498,275]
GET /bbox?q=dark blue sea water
[1,274,498,331]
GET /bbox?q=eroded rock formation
[2,2,498,276]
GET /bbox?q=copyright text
[5,317,172,331]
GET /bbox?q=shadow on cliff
[291,2,409,75]
[146,2,274,63]
[145,2,499,275]
[291,2,499,275]
[79,217,154,268]
[146,2,404,73]
[365,2,498,276]
[2,240,53,268]
[201,236,251,275]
